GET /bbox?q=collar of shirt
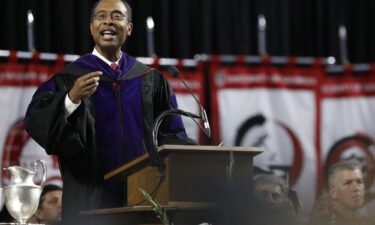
[92,48,122,66]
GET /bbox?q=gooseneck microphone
[166,66,212,138]
[152,108,202,148]
[151,65,212,151]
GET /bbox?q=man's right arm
[25,71,100,158]
[24,78,82,158]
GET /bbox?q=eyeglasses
[93,12,127,22]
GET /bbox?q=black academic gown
[24,53,195,225]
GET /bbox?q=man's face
[36,190,62,224]
[254,182,286,207]
[90,0,133,53]
[329,169,365,211]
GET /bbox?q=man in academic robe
[24,0,194,224]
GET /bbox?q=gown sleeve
[24,74,87,159]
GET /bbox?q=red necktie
[111,63,118,71]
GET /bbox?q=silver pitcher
[3,160,46,224]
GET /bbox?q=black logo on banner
[235,114,304,186]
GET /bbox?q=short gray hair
[327,159,362,188]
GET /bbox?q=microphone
[152,108,202,148]
[150,66,211,172]
[166,66,211,139]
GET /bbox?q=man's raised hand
[68,71,103,103]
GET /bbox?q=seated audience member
[249,174,301,225]
[28,184,62,225]
[308,159,373,225]
[253,174,288,206]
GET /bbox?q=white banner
[210,63,321,217]
[218,87,317,210]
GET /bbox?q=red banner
[1,53,375,219]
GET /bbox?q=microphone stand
[150,66,212,179]
[152,109,201,148]
[166,66,212,139]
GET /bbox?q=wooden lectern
[82,145,263,225]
